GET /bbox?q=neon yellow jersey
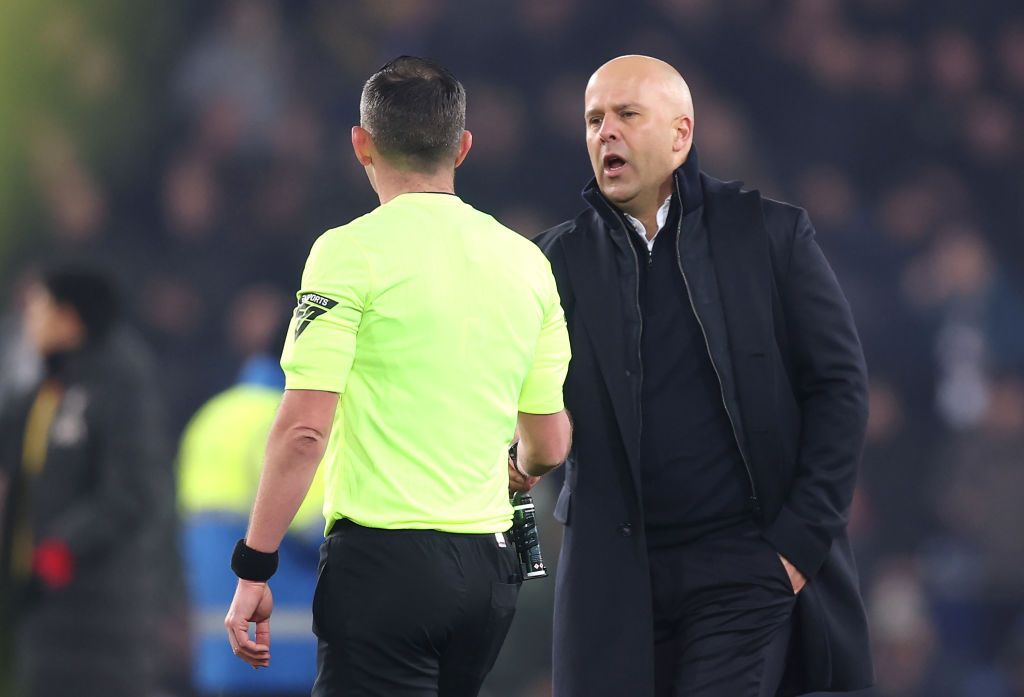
[281,193,570,534]
[178,385,325,532]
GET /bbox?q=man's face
[584,74,678,208]
[23,285,82,355]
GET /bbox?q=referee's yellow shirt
[281,193,570,535]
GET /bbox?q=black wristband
[231,539,279,582]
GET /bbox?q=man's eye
[588,117,602,127]
[622,111,637,118]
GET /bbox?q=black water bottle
[508,441,548,580]
[511,491,548,580]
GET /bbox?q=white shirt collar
[624,196,673,252]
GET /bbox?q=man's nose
[598,117,619,142]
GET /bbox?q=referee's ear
[454,130,473,169]
[351,126,375,167]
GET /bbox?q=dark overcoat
[535,164,873,697]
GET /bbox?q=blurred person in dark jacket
[927,376,1024,669]
[534,55,872,697]
[0,265,171,697]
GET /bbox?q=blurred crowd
[2,0,1024,695]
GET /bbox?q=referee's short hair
[360,55,466,173]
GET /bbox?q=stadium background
[2,1,1024,695]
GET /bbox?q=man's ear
[671,115,693,153]
[454,130,473,169]
[351,126,375,166]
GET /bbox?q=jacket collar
[581,145,705,228]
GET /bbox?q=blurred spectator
[175,0,293,157]
[962,96,1019,167]
[853,379,936,564]
[0,265,173,697]
[925,29,982,99]
[862,35,916,97]
[868,562,954,697]
[177,306,325,696]
[935,378,1024,598]
[27,123,107,246]
[997,21,1024,93]
[161,150,223,242]
[904,226,1024,428]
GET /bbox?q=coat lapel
[705,179,772,349]
[560,214,642,484]
[704,176,776,440]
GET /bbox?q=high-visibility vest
[178,384,324,530]
[177,384,326,693]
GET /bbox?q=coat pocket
[793,583,833,686]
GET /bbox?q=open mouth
[603,154,627,175]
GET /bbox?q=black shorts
[311,520,521,697]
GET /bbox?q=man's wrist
[231,539,279,582]
[514,458,531,478]
[509,440,531,478]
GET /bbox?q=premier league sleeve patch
[293,292,339,338]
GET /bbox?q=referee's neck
[374,167,456,205]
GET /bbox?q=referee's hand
[225,579,273,668]
[508,455,539,493]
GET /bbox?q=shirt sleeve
[518,259,571,414]
[281,232,371,393]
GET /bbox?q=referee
[224,56,572,697]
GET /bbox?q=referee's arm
[239,226,365,557]
[515,251,573,478]
[224,226,366,666]
[224,388,338,667]
[246,389,337,551]
[516,410,571,477]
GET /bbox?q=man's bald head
[588,55,694,122]
[584,55,695,219]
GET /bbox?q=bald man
[533,56,873,697]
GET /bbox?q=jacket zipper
[673,214,761,513]
[599,193,760,514]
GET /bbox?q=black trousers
[311,521,521,697]
[649,520,797,697]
